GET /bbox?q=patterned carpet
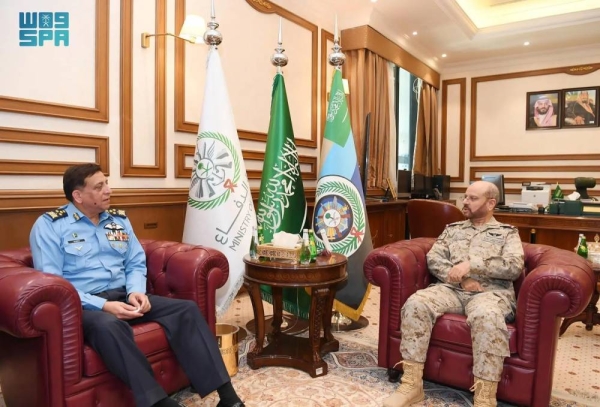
[1,287,598,407]
[172,287,600,407]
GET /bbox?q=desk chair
[407,199,465,238]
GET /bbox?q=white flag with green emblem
[182,48,256,316]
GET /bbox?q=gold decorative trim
[121,0,166,177]
[0,127,109,175]
[0,0,109,122]
[470,62,600,162]
[175,0,318,148]
[247,0,273,10]
[341,25,440,89]
[441,78,466,183]
[175,144,317,180]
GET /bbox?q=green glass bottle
[249,226,258,260]
[577,235,588,259]
[257,224,265,245]
[299,229,311,265]
[308,229,318,262]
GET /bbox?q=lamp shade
[179,15,205,44]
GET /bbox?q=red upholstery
[364,238,595,407]
[407,199,465,238]
[0,239,229,407]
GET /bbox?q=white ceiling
[296,0,600,72]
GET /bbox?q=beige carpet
[1,286,598,407]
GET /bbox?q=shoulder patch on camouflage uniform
[108,208,127,218]
[44,207,68,221]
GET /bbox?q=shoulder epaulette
[500,224,516,229]
[44,207,68,222]
[108,208,127,218]
[448,221,463,227]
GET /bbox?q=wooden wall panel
[0,127,109,175]
[121,0,167,177]
[175,144,317,180]
[0,0,109,122]
[441,78,465,182]
[469,62,600,162]
[174,0,318,148]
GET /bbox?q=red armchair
[364,238,595,407]
[0,239,229,407]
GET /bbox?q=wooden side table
[243,254,347,377]
[559,263,600,335]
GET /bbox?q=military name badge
[313,175,366,256]
[104,222,129,241]
[187,131,241,211]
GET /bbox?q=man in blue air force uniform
[383,181,524,407]
[30,163,244,407]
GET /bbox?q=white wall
[440,44,600,205]
[0,0,338,191]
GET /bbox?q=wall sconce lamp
[141,15,205,48]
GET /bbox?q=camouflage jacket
[426,217,525,303]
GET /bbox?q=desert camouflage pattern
[400,217,524,381]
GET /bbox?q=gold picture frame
[385,177,397,200]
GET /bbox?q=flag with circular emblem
[182,48,257,317]
[312,69,373,321]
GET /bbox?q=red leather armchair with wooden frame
[364,238,595,407]
[407,199,465,238]
[0,239,229,407]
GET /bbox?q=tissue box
[589,234,600,266]
[257,243,301,261]
[562,200,582,216]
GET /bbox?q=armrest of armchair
[363,238,435,354]
[142,240,229,335]
[0,264,83,389]
[516,245,594,363]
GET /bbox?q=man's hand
[575,116,585,125]
[460,278,483,292]
[127,292,151,314]
[102,301,144,320]
[447,261,470,283]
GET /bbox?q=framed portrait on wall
[562,87,599,128]
[526,90,561,130]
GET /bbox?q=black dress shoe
[216,402,245,407]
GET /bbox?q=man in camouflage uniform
[383,181,524,407]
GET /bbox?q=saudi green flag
[552,183,564,200]
[257,73,310,318]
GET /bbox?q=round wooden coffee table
[559,262,600,335]
[243,254,347,377]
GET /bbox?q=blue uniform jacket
[30,202,147,310]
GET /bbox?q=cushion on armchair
[0,239,229,407]
[364,237,595,407]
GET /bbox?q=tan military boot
[470,377,498,407]
[382,360,425,407]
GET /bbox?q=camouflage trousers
[400,284,513,382]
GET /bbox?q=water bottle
[257,224,265,245]
[300,229,311,265]
[308,229,318,262]
[577,235,588,259]
[249,226,258,260]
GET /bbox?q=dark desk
[243,254,347,377]
[493,212,600,251]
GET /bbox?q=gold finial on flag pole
[271,17,288,73]
[329,14,345,70]
[204,0,222,47]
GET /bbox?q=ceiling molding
[434,0,478,39]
